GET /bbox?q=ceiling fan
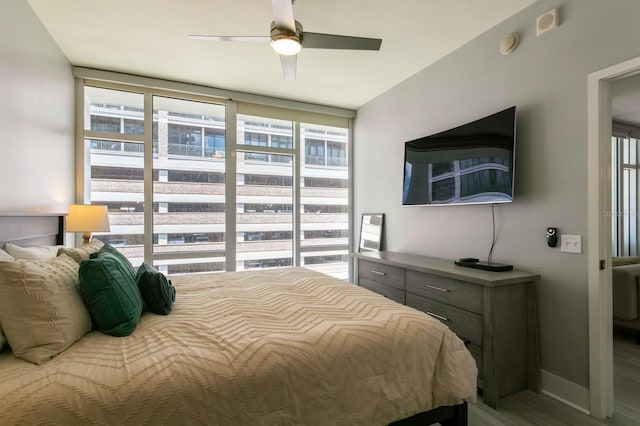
[189,0,382,81]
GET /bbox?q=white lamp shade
[66,205,111,233]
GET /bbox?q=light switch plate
[560,234,582,253]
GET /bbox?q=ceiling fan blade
[272,0,296,32]
[189,35,270,43]
[303,32,382,50]
[280,54,297,81]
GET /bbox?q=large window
[237,115,294,270]
[81,83,351,279]
[152,97,226,274]
[85,87,145,265]
[612,126,640,257]
[300,124,349,278]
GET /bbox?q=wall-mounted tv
[402,106,516,206]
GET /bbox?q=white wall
[0,1,74,212]
[354,0,640,397]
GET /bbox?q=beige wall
[0,1,74,212]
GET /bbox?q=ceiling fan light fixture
[271,34,302,55]
[270,20,303,56]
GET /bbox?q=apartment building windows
[245,132,268,147]
[244,204,292,213]
[304,177,348,188]
[304,132,347,167]
[240,116,294,164]
[304,205,348,214]
[91,166,146,181]
[305,139,325,165]
[81,82,351,279]
[327,142,347,167]
[167,125,203,156]
[205,129,225,158]
[152,96,227,273]
[167,170,224,183]
[244,231,292,241]
[244,133,269,162]
[166,203,224,213]
[91,115,143,135]
[245,174,293,186]
[91,115,118,130]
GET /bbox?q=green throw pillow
[92,242,136,277]
[79,251,143,337]
[136,263,176,315]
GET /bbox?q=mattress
[0,267,477,425]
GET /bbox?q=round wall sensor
[499,33,519,55]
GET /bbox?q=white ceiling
[27,0,538,110]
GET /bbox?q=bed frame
[0,213,65,247]
[0,212,468,426]
[390,403,467,426]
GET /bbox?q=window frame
[75,76,354,279]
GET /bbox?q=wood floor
[461,326,640,425]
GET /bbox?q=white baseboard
[540,369,591,415]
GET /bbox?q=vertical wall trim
[587,54,640,419]
[293,121,301,267]
[74,78,86,203]
[540,369,590,415]
[143,93,154,264]
[73,78,87,247]
[225,101,238,271]
[348,118,355,282]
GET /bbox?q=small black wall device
[546,227,558,247]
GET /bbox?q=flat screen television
[402,106,516,206]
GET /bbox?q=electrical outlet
[560,234,582,253]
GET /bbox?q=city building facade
[81,84,350,279]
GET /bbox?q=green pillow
[79,251,143,337]
[92,242,136,276]
[136,263,176,315]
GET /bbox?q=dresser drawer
[406,293,482,347]
[406,270,482,314]
[359,277,405,304]
[358,259,405,290]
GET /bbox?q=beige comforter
[0,267,477,425]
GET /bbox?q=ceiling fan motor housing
[270,20,304,46]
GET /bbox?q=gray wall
[354,0,640,389]
[0,1,74,212]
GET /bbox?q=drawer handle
[426,284,450,293]
[371,270,386,276]
[426,311,449,322]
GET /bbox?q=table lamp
[67,204,111,246]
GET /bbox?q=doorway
[587,55,640,419]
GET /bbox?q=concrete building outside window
[82,85,349,279]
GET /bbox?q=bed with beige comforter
[0,267,476,425]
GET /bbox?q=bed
[0,213,477,425]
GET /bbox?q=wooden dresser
[354,251,540,409]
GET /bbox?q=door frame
[588,55,640,419]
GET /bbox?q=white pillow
[0,255,92,364]
[0,249,14,261]
[3,243,63,260]
[57,238,104,264]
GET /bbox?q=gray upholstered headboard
[0,213,65,247]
